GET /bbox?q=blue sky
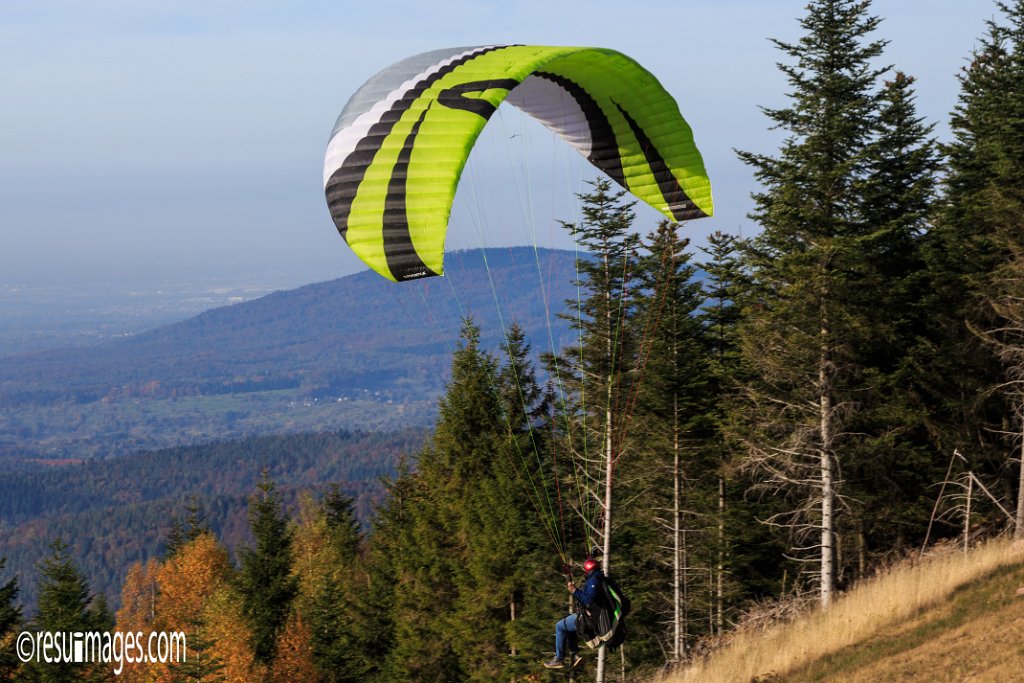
[0,1,999,285]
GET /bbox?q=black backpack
[577,574,632,650]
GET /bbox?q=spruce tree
[26,539,104,682]
[627,222,711,663]
[321,485,362,562]
[845,70,942,563]
[168,618,226,683]
[0,557,21,681]
[937,0,1024,537]
[550,177,641,564]
[382,320,498,682]
[546,179,641,679]
[700,232,746,384]
[299,487,373,683]
[237,472,297,668]
[165,497,209,559]
[359,459,415,682]
[698,232,746,633]
[699,233,791,619]
[422,319,501,681]
[735,0,892,607]
[374,320,565,682]
[474,324,562,679]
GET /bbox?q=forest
[2,0,1024,681]
[0,429,423,611]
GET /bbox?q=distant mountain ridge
[0,247,579,460]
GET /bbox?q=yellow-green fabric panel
[345,46,575,280]
[324,45,712,282]
[541,49,714,219]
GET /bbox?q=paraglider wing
[323,45,713,282]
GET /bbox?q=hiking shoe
[568,653,583,668]
[542,658,564,669]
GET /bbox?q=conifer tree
[374,320,564,682]
[321,485,362,562]
[359,459,416,682]
[700,232,746,385]
[549,178,641,679]
[698,233,791,624]
[735,0,892,607]
[627,222,711,663]
[294,488,373,683]
[844,69,942,563]
[237,472,297,668]
[26,539,105,682]
[698,232,746,634]
[0,557,21,681]
[471,324,561,679]
[169,621,226,683]
[382,321,498,682]
[938,0,1024,538]
[87,594,113,633]
[165,497,210,559]
[551,178,641,565]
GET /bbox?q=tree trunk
[568,589,576,683]
[964,473,973,554]
[597,254,614,683]
[717,476,725,635]
[596,391,613,683]
[820,426,834,608]
[819,301,835,609]
[510,595,517,656]
[673,395,683,661]
[857,528,866,580]
[1016,412,1024,540]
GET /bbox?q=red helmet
[583,558,599,573]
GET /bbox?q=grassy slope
[665,539,1024,683]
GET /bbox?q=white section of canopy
[323,46,498,188]
[505,74,593,159]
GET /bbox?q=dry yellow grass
[661,538,1024,683]
[807,575,1024,683]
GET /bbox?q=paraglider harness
[573,567,631,650]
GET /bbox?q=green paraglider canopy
[323,45,713,282]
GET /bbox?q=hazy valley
[0,248,578,462]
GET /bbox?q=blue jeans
[555,614,578,659]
